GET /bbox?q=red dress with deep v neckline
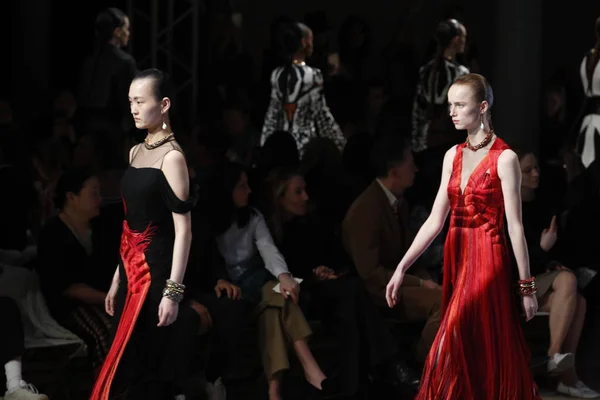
[416,138,541,400]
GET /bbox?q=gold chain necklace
[465,130,494,151]
[144,132,174,150]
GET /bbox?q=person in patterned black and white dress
[260,21,345,158]
[410,19,469,209]
[578,16,600,169]
[412,18,469,154]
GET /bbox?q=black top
[37,216,106,321]
[120,142,196,293]
[521,198,561,276]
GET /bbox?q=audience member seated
[0,153,39,264]
[30,126,68,224]
[36,168,112,373]
[561,157,600,278]
[185,125,228,187]
[251,130,300,193]
[261,166,421,396]
[184,192,253,399]
[0,295,48,400]
[219,101,260,166]
[341,132,376,202]
[342,134,442,363]
[301,137,354,232]
[72,131,127,198]
[517,150,600,398]
[205,161,335,400]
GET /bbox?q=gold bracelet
[162,287,184,302]
[166,279,185,291]
[163,279,185,302]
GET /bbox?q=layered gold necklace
[144,132,174,150]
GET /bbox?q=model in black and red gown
[91,68,197,399]
[386,73,541,399]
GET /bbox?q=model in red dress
[386,73,541,400]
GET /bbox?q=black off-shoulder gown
[92,142,199,400]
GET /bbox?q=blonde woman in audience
[207,161,335,400]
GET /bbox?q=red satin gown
[416,138,541,400]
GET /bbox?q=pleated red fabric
[416,138,541,400]
[90,217,155,400]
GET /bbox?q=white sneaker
[557,381,600,398]
[576,381,600,398]
[547,352,575,375]
[205,377,226,400]
[4,381,49,400]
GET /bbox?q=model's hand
[522,295,538,322]
[157,297,179,327]
[105,279,119,316]
[386,270,405,308]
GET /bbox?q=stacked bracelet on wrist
[162,279,185,302]
[517,277,537,297]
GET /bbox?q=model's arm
[395,147,455,275]
[498,150,531,280]
[105,265,120,316]
[498,149,538,320]
[260,71,281,146]
[386,146,454,307]
[161,150,192,285]
[312,69,346,151]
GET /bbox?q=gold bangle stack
[517,277,537,297]
[163,279,186,302]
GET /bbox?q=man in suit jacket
[342,134,442,362]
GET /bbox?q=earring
[162,121,167,130]
[480,114,484,130]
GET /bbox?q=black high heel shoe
[301,377,341,399]
[319,378,340,397]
